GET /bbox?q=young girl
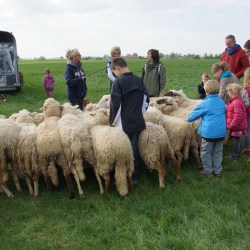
[242,67,250,155]
[43,68,54,97]
[226,83,248,160]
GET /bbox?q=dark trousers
[70,100,83,110]
[232,137,241,156]
[126,132,140,181]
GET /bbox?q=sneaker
[214,173,222,178]
[199,171,214,177]
[241,149,250,156]
[225,154,239,160]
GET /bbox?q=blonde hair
[227,83,242,97]
[204,79,220,94]
[201,72,210,79]
[110,46,121,57]
[243,67,250,88]
[211,61,229,73]
[66,49,80,60]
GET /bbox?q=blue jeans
[200,138,224,175]
[125,132,140,181]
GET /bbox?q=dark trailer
[0,31,22,92]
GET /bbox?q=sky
[0,0,249,59]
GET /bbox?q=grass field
[0,59,250,249]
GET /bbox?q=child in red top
[226,83,248,160]
[242,67,250,155]
[43,68,54,97]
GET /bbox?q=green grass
[0,59,250,249]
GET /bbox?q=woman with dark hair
[141,49,167,97]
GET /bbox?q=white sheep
[139,122,180,188]
[0,119,21,198]
[90,125,134,196]
[10,109,40,196]
[96,94,110,110]
[144,107,201,172]
[36,98,75,198]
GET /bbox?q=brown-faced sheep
[139,122,180,188]
[90,125,134,196]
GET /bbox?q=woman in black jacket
[64,49,87,110]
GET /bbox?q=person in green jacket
[141,49,167,97]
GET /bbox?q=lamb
[36,98,75,198]
[138,122,180,188]
[9,109,40,196]
[90,125,134,196]
[0,119,21,198]
[144,107,201,172]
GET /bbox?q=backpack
[242,88,249,108]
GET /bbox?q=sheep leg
[175,151,182,181]
[33,175,39,197]
[190,138,202,169]
[48,160,58,186]
[157,161,166,188]
[57,154,75,199]
[71,167,84,198]
[74,158,85,182]
[12,171,22,192]
[115,162,128,197]
[103,174,110,192]
[1,184,14,198]
[93,168,104,194]
[25,176,34,195]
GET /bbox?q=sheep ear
[164,91,173,97]
[39,107,44,111]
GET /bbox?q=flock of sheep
[0,90,202,199]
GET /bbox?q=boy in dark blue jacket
[109,57,149,183]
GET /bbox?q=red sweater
[226,96,248,130]
[221,46,249,79]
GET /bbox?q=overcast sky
[0,0,249,59]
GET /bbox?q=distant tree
[126,53,131,57]
[132,53,138,57]
[38,56,46,60]
[159,53,164,58]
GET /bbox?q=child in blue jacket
[187,80,226,177]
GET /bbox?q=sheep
[150,96,200,133]
[138,122,180,188]
[96,94,110,110]
[10,109,40,196]
[0,115,6,119]
[36,98,75,199]
[144,107,201,172]
[90,125,134,196]
[58,113,97,198]
[164,89,201,111]
[0,119,21,198]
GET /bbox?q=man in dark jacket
[64,49,87,110]
[109,57,149,183]
[221,35,249,79]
